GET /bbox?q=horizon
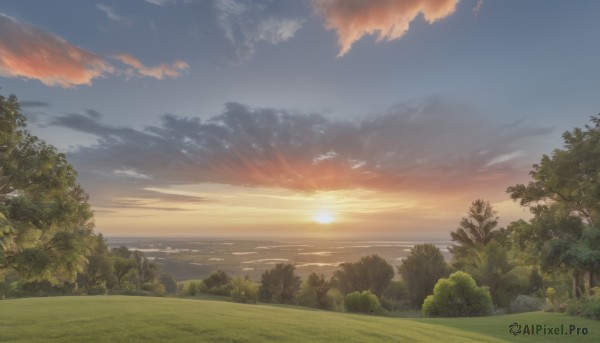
[2,0,598,237]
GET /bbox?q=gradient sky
[1,0,599,238]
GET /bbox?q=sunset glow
[1,1,596,238]
[313,210,335,225]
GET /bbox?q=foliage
[422,271,493,317]
[0,94,95,285]
[159,274,178,295]
[230,276,258,304]
[186,281,199,296]
[141,280,166,296]
[508,115,600,297]
[258,263,300,304]
[296,272,332,309]
[449,199,503,259]
[398,244,450,307]
[381,280,411,311]
[461,241,530,308]
[507,294,544,314]
[333,255,394,299]
[203,270,232,295]
[344,290,380,314]
[325,288,344,312]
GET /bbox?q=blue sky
[1,0,599,236]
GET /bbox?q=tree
[422,271,493,317]
[258,263,301,303]
[230,276,258,304]
[79,234,114,291]
[112,256,137,288]
[297,272,332,309]
[463,241,530,308]
[203,270,230,290]
[0,94,95,285]
[508,115,600,297]
[397,244,450,307]
[159,274,178,295]
[333,255,394,299]
[449,199,501,259]
[344,290,380,314]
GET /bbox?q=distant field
[106,237,453,281]
[1,296,599,342]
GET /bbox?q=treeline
[181,255,394,314]
[1,239,177,297]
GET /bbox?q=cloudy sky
[1,0,599,238]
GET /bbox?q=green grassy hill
[1,296,598,342]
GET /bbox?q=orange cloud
[113,54,189,80]
[313,0,460,56]
[0,13,189,87]
[0,13,114,87]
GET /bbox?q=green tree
[463,241,530,308]
[397,244,450,307]
[344,290,380,314]
[508,115,600,297]
[230,276,258,304]
[112,256,137,288]
[333,255,394,300]
[159,274,178,295]
[79,234,114,291]
[0,94,95,285]
[297,272,332,309]
[422,271,493,317]
[449,199,502,259]
[258,263,301,304]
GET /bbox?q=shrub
[344,290,380,314]
[258,263,301,304]
[187,281,199,296]
[398,244,450,308]
[507,294,544,314]
[325,288,344,311]
[142,281,166,296]
[422,271,493,317]
[87,285,107,296]
[203,270,230,289]
[230,276,258,304]
[381,280,411,311]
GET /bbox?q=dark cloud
[54,97,554,211]
[85,109,103,120]
[19,100,51,108]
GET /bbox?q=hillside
[1,296,598,342]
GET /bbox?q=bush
[230,277,258,304]
[422,271,493,317]
[159,274,178,295]
[507,294,544,314]
[325,288,344,311]
[258,263,301,304]
[582,299,600,320]
[87,285,107,296]
[381,280,411,311]
[203,270,230,290]
[186,281,199,296]
[344,291,380,314]
[142,281,166,296]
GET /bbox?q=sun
[313,210,335,224]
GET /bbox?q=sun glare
[313,210,335,224]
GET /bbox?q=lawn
[1,296,598,342]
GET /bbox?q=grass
[1,296,599,342]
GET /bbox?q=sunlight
[313,210,335,224]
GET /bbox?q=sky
[1,0,599,238]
